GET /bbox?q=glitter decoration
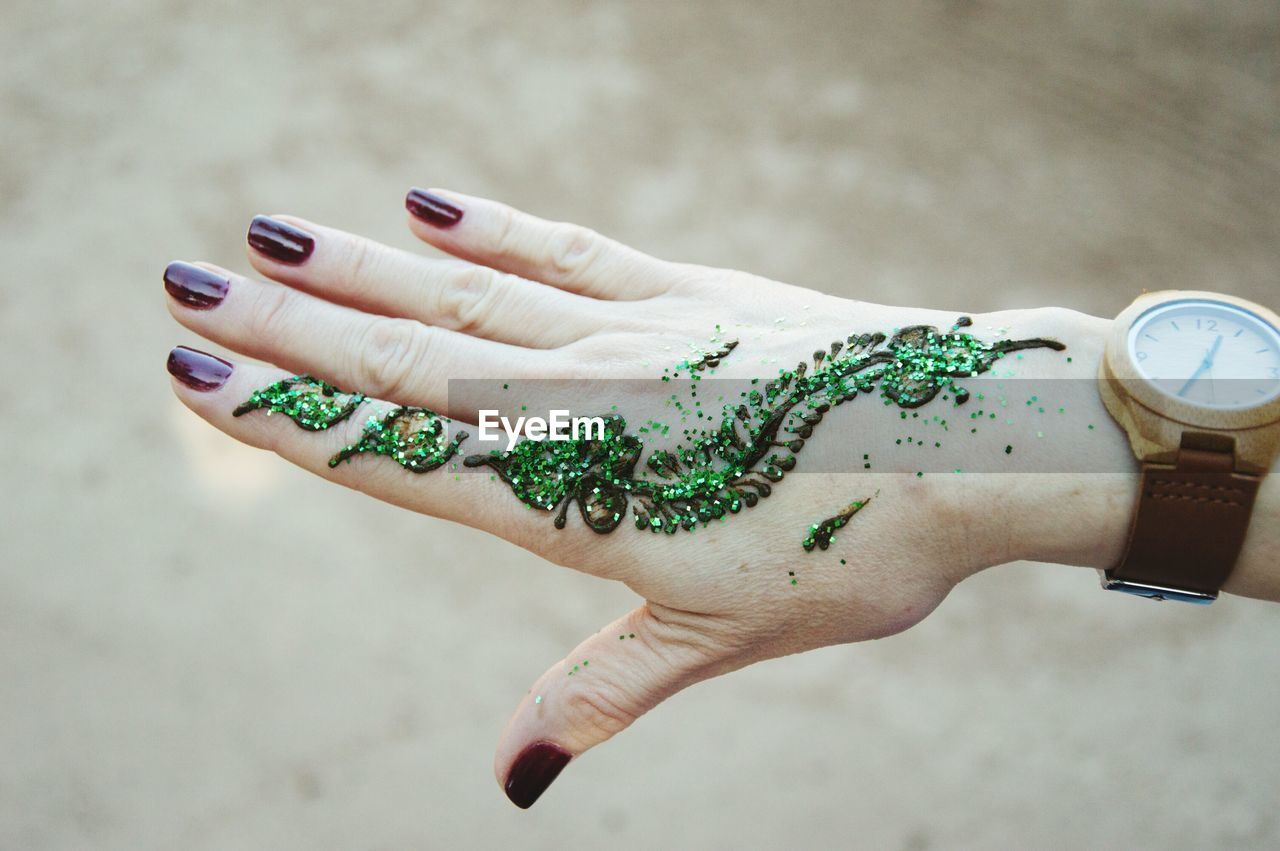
[465,318,1064,535]
[232,375,365,430]
[680,338,740,372]
[330,406,469,473]
[464,415,640,532]
[235,319,1066,538]
[802,496,873,552]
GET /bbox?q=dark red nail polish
[406,187,463,229]
[247,215,314,264]
[504,741,571,809]
[167,346,233,392]
[163,262,229,309]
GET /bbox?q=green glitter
[534,695,542,704]
[330,407,468,473]
[802,496,873,552]
[232,375,365,430]
[237,320,1065,538]
[675,338,740,374]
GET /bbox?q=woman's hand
[164,187,1131,807]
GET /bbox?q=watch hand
[1204,333,1224,367]
[1176,334,1224,398]
[1206,334,1223,402]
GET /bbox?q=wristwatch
[1098,290,1280,603]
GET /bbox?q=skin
[164,188,1280,805]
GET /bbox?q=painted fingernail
[504,741,571,809]
[405,187,463,229]
[247,215,314,264]
[163,261,229,310]
[167,346,233,392]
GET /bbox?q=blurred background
[2,1,1278,848]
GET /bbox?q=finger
[244,215,610,348]
[164,261,563,420]
[404,188,676,300]
[496,604,741,809]
[165,347,535,538]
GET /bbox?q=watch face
[1127,299,1280,409]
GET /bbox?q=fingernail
[163,262,229,310]
[504,741,571,809]
[167,346,233,392]
[247,215,315,264]
[405,187,463,229]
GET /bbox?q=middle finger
[244,215,614,348]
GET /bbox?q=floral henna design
[235,318,1065,535]
[464,415,640,532]
[232,375,365,430]
[330,407,469,474]
[230,375,466,472]
[466,317,1063,534]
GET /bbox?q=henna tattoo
[234,318,1065,537]
[467,318,1062,534]
[232,375,364,430]
[229,375,465,472]
[802,496,873,552]
[681,338,739,372]
[330,407,468,473]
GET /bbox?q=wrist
[958,305,1278,603]
[955,307,1140,571]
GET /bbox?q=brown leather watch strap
[1112,443,1262,596]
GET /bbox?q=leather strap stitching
[1147,491,1241,507]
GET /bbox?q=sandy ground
[2,1,1278,848]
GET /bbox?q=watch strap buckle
[1097,569,1217,604]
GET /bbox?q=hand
[163,188,1271,808]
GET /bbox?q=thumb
[496,603,739,809]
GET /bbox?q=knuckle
[646,604,746,661]
[341,238,380,295]
[564,687,635,739]
[249,284,295,341]
[438,266,502,333]
[545,224,605,280]
[354,317,428,398]
[488,203,520,258]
